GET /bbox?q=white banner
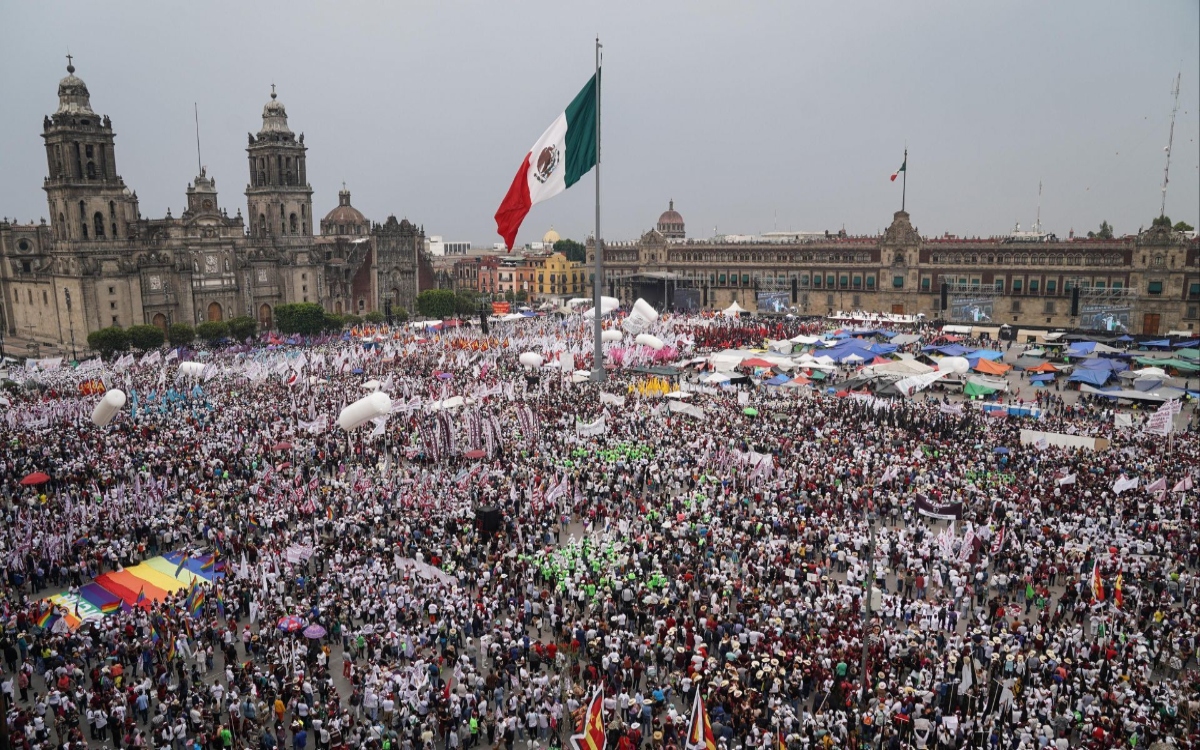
[576,415,607,437]
[1114,413,1133,429]
[599,392,626,407]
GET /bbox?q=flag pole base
[590,367,606,382]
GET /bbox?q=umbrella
[276,462,291,471]
[303,624,327,639]
[20,472,51,486]
[464,449,487,460]
[742,407,759,416]
[272,441,293,451]
[277,615,304,633]
[993,447,1010,454]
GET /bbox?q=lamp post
[63,287,77,361]
[860,507,878,706]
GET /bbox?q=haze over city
[0,0,1196,247]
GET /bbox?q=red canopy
[740,358,776,369]
[20,472,51,486]
[272,441,293,452]
[1026,362,1059,373]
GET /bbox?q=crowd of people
[1,311,1198,750]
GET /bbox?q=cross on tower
[66,53,73,67]
[270,83,277,99]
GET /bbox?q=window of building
[21,261,31,274]
[302,285,308,293]
[812,275,821,287]
[993,280,1003,292]
[866,276,875,289]
[1029,280,1039,293]
[741,274,750,285]
[110,302,116,310]
[718,274,726,284]
[1187,305,1198,319]
[825,274,835,287]
[1112,281,1123,290]
[43,290,48,304]
[852,295,861,307]
[920,277,931,291]
[892,275,904,288]
[1043,301,1055,314]
[852,276,862,289]
[1011,299,1021,312]
[1012,279,1023,292]
[1147,281,1163,294]
[1189,283,1200,298]
[839,275,849,287]
[1046,280,1056,293]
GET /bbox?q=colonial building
[0,62,426,353]
[589,203,1198,335]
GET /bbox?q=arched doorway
[335,301,343,314]
[152,313,167,334]
[207,302,223,321]
[258,303,272,331]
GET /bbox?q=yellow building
[533,249,585,301]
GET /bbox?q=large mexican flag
[495,72,599,249]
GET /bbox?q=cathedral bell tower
[245,86,313,239]
[41,57,139,242]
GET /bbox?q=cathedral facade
[0,63,425,353]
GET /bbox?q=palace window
[825,274,835,287]
[921,277,931,291]
[892,275,904,288]
[1029,280,1039,293]
[1189,283,1200,298]
[1147,281,1163,294]
[866,276,875,289]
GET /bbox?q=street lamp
[63,287,77,361]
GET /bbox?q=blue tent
[1069,369,1110,386]
[1028,373,1056,382]
[1142,339,1172,348]
[1077,358,1128,372]
[922,344,971,356]
[1066,342,1098,356]
[868,343,899,355]
[764,373,791,386]
[1115,335,1135,342]
[966,349,1005,361]
[1175,339,1199,348]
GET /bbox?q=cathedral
[0,62,425,353]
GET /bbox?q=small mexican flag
[890,159,906,182]
[495,72,600,249]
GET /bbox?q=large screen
[949,297,994,322]
[1079,304,1131,332]
[673,288,701,312]
[756,290,791,313]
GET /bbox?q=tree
[275,303,327,335]
[1173,220,1193,232]
[416,289,457,319]
[86,326,130,359]
[196,320,230,344]
[127,324,164,351]
[342,313,363,327]
[168,323,195,347]
[1086,221,1114,239]
[363,310,385,324]
[554,238,587,264]
[392,307,409,324]
[323,313,345,332]
[454,291,481,316]
[227,316,258,341]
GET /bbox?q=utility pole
[63,287,77,361]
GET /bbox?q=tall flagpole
[901,146,908,213]
[591,36,605,382]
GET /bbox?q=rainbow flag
[100,600,122,615]
[174,552,190,578]
[136,587,146,606]
[150,623,161,643]
[248,515,261,532]
[189,587,206,618]
[214,591,227,620]
[36,609,54,629]
[167,637,176,662]
[201,550,217,571]
[73,536,91,547]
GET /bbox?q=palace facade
[588,203,1198,335]
[0,63,426,354]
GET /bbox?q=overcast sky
[1,1,1196,247]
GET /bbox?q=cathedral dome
[543,227,560,244]
[56,61,95,116]
[322,187,367,234]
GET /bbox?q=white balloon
[91,389,127,427]
[582,297,620,318]
[938,356,969,374]
[177,361,205,378]
[635,334,665,351]
[631,298,659,324]
[601,329,623,343]
[519,352,544,368]
[338,391,392,431]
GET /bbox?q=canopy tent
[965,349,1005,361]
[1134,356,1199,373]
[922,344,971,357]
[1077,357,1128,373]
[722,301,748,317]
[1066,341,1122,356]
[1026,361,1060,373]
[1140,339,1172,349]
[889,334,922,347]
[1028,373,1056,383]
[1068,369,1111,386]
[1078,384,1174,402]
[1175,339,1199,348]
[764,373,791,386]
[972,358,1012,375]
[964,380,998,398]
[1013,357,1049,371]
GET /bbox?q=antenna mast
[1160,72,1181,218]
[1034,180,1042,233]
[194,103,203,176]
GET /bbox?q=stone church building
[0,63,424,352]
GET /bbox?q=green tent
[964,380,998,398]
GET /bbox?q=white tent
[722,301,748,317]
[1129,367,1168,379]
[842,353,866,364]
[664,390,693,399]
[702,372,734,384]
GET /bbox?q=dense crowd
[1,313,1198,750]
